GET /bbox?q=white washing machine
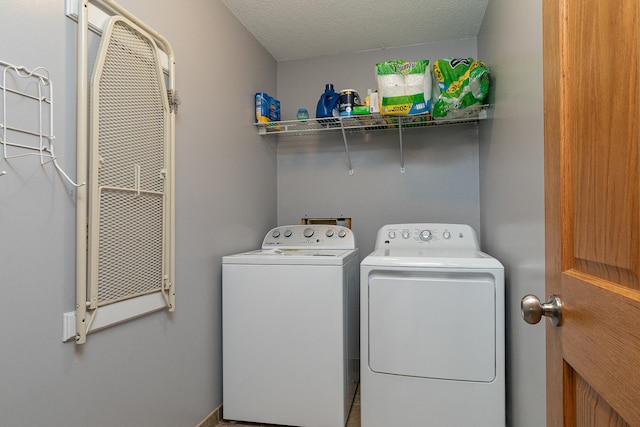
[222,225,360,427]
[360,223,505,427]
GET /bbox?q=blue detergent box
[255,92,281,123]
[255,92,270,123]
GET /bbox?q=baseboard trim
[196,405,223,427]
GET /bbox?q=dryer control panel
[375,223,479,250]
[263,225,355,249]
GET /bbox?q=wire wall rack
[255,104,489,174]
[255,104,489,137]
[0,59,83,186]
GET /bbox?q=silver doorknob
[521,294,563,327]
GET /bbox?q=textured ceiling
[221,0,489,62]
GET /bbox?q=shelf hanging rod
[398,117,405,173]
[339,119,354,175]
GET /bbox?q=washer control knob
[326,229,334,237]
[284,229,292,237]
[443,231,451,240]
[303,227,314,238]
[402,231,411,239]
[272,230,281,238]
[338,229,347,238]
[388,231,396,239]
[419,229,433,241]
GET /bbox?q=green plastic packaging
[432,58,489,119]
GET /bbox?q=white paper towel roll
[377,74,405,97]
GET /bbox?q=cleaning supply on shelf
[431,58,489,119]
[369,91,380,113]
[268,95,281,122]
[255,92,280,123]
[376,59,431,116]
[297,108,309,121]
[353,105,369,115]
[353,89,371,115]
[315,83,340,118]
[255,92,270,123]
[338,89,361,116]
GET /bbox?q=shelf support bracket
[339,120,354,175]
[398,118,405,173]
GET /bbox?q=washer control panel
[263,225,355,249]
[375,223,479,250]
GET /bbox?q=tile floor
[215,385,361,427]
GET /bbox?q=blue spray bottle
[315,84,340,118]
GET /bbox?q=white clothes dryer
[222,225,359,427]
[360,223,505,427]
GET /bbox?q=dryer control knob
[338,229,347,238]
[272,230,281,238]
[326,229,335,237]
[402,231,411,239]
[284,229,292,237]
[419,229,433,241]
[303,227,314,238]
[388,231,396,239]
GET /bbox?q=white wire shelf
[255,104,489,136]
[255,104,490,175]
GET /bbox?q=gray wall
[478,1,547,426]
[276,40,481,256]
[0,1,276,426]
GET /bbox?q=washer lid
[361,248,503,269]
[223,248,359,265]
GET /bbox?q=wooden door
[543,0,640,425]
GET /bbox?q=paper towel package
[431,58,489,119]
[376,59,431,116]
